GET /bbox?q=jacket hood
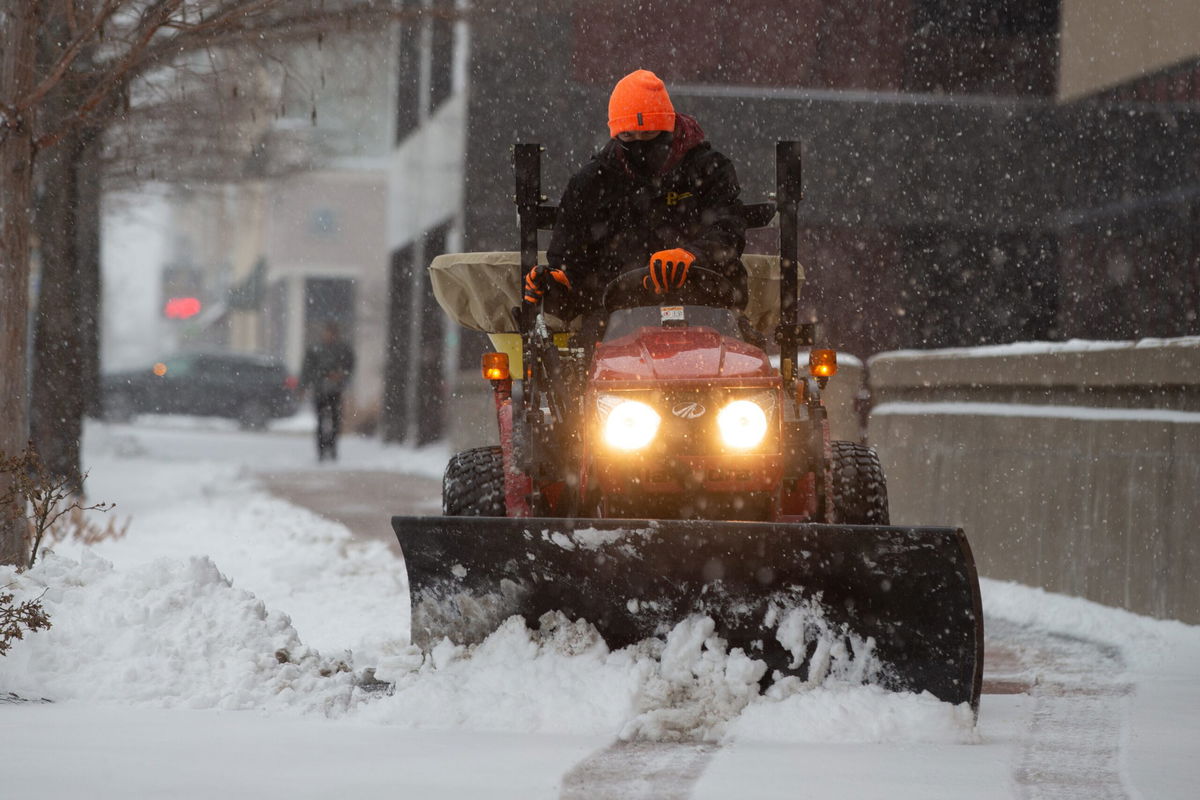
[598,114,707,178]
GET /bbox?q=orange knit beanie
[607,69,676,138]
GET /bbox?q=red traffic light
[164,297,202,319]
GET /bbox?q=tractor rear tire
[830,441,890,525]
[443,446,506,516]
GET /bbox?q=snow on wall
[873,401,1200,424]
[875,336,1200,361]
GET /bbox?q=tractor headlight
[602,400,661,451]
[717,399,768,450]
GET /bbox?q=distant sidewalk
[258,469,441,553]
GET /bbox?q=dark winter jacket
[300,339,355,399]
[546,115,747,312]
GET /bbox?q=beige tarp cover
[428,252,799,334]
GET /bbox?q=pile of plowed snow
[365,611,976,744]
[2,552,975,744]
[74,447,411,660]
[1,554,359,714]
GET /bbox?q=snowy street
[2,418,1198,799]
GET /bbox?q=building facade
[384,0,1200,443]
[140,31,397,427]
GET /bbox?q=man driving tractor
[523,69,748,328]
[396,79,985,711]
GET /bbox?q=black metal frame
[514,144,572,512]
[774,141,810,389]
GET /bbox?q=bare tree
[0,4,42,567]
[0,0,448,566]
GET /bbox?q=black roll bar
[774,140,812,389]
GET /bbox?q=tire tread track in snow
[989,619,1134,800]
[559,742,717,799]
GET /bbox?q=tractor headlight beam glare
[717,399,768,449]
[602,400,661,451]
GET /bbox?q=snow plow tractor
[392,142,984,711]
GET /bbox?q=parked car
[100,352,299,429]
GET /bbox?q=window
[382,244,416,442]
[416,222,451,445]
[395,8,421,142]
[913,0,1059,37]
[906,0,1060,95]
[429,0,455,112]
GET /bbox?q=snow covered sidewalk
[2,418,1198,798]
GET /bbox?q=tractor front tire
[830,441,890,525]
[443,446,506,516]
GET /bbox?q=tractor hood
[591,327,775,382]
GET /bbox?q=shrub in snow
[0,587,51,657]
[1,445,118,568]
[43,506,130,552]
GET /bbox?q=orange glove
[523,265,571,304]
[647,248,695,294]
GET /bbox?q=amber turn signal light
[809,349,837,379]
[482,352,510,381]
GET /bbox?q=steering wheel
[602,266,739,314]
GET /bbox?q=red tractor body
[581,323,789,519]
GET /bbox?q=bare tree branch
[15,0,123,115]
[33,1,456,150]
[36,0,189,149]
[162,0,278,32]
[131,3,451,77]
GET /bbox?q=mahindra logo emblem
[672,402,706,419]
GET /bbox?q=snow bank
[0,553,357,714]
[70,454,410,660]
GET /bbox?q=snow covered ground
[2,416,1198,798]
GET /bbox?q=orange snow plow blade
[392,516,984,710]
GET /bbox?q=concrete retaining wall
[868,337,1200,623]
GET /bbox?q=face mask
[621,133,673,175]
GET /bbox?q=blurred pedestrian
[299,322,355,462]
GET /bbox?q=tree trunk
[0,5,40,566]
[29,16,105,496]
[31,127,88,493]
[77,127,103,434]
